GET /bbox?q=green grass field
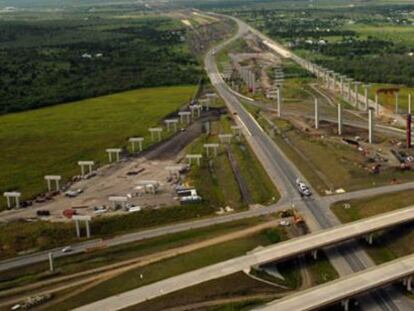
[345,24,414,48]
[0,85,195,208]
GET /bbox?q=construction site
[0,92,223,223]
[218,29,414,195]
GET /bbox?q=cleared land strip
[74,205,414,311]
[256,253,414,311]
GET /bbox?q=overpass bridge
[75,205,414,311]
[256,253,414,311]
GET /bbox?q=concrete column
[311,250,318,260]
[15,196,19,208]
[6,196,11,209]
[340,76,344,95]
[365,233,374,245]
[407,276,413,292]
[338,103,343,136]
[332,73,338,90]
[341,299,350,311]
[369,108,375,144]
[75,220,80,238]
[80,165,85,177]
[354,82,361,107]
[277,88,282,117]
[364,85,371,111]
[347,80,353,102]
[85,220,91,238]
[47,180,52,191]
[48,252,54,272]
[375,93,379,116]
[395,92,400,114]
[314,98,319,129]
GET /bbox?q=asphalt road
[2,13,414,311]
[205,14,414,311]
[74,206,414,311]
[257,253,414,311]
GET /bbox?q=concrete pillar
[340,76,344,95]
[75,220,80,238]
[311,250,318,260]
[341,299,350,311]
[365,233,374,245]
[364,85,371,111]
[338,103,343,136]
[375,93,379,116]
[277,87,282,117]
[396,92,400,114]
[314,98,319,129]
[15,196,19,208]
[406,276,413,292]
[354,82,361,107]
[47,180,52,192]
[85,220,91,238]
[6,196,10,209]
[48,252,54,272]
[347,80,353,102]
[332,73,338,90]
[369,108,375,144]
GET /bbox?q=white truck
[296,178,312,197]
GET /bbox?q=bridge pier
[311,250,318,260]
[364,233,374,245]
[403,276,413,292]
[341,299,350,311]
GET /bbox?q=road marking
[235,115,252,136]
[247,112,264,133]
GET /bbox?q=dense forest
[0,16,202,114]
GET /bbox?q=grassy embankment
[0,85,196,207]
[331,190,414,264]
[45,227,286,310]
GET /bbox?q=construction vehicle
[292,208,304,225]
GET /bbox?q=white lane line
[235,115,252,136]
[247,112,264,133]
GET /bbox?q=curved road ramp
[255,253,414,311]
[74,205,414,311]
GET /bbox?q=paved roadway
[0,203,290,273]
[256,253,414,311]
[205,14,414,311]
[75,15,414,311]
[74,206,414,311]
[2,14,414,311]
